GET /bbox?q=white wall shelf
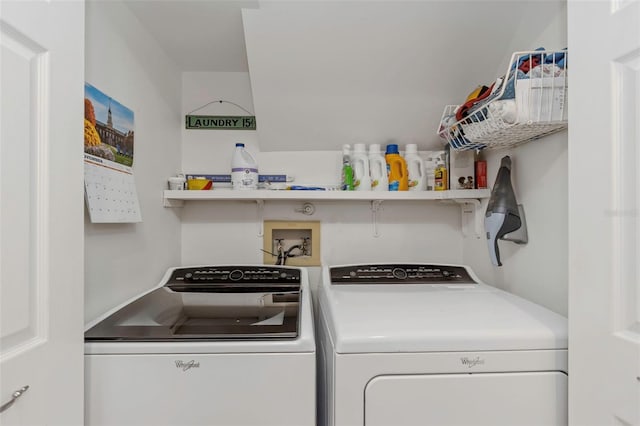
[163,189,490,206]
[163,188,491,238]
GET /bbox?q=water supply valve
[295,202,316,215]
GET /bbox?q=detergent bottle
[352,143,371,191]
[341,144,354,191]
[405,144,426,191]
[385,144,408,191]
[231,143,258,190]
[368,144,388,192]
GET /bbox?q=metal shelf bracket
[371,200,383,237]
[163,197,184,208]
[256,200,264,237]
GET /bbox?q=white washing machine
[85,265,315,426]
[317,263,568,426]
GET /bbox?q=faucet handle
[301,238,310,256]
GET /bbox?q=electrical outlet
[263,221,321,266]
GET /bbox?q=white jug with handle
[368,144,388,192]
[405,144,426,191]
[352,143,371,191]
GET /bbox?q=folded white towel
[487,99,517,124]
[459,99,517,142]
[529,64,564,79]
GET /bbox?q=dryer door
[365,371,567,426]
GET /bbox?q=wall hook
[453,198,483,239]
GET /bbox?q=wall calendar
[84,83,141,223]
[84,154,141,223]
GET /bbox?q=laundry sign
[185,115,256,130]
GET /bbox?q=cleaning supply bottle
[231,143,258,190]
[385,144,408,191]
[352,143,371,191]
[368,144,388,192]
[434,161,448,191]
[405,144,426,191]
[341,144,354,191]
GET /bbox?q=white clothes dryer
[317,263,568,426]
[85,265,315,426]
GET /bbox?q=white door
[568,0,640,425]
[0,0,84,424]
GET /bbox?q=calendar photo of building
[84,83,135,167]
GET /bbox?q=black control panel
[167,266,301,285]
[330,264,476,284]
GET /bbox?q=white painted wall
[179,71,568,316]
[181,72,464,290]
[236,0,570,312]
[84,0,182,324]
[181,72,260,173]
[462,3,568,316]
[84,0,567,321]
[463,134,568,316]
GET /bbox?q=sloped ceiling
[123,0,567,151]
[124,0,566,75]
[123,0,259,72]
[242,1,567,151]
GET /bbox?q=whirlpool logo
[460,356,485,368]
[175,360,200,371]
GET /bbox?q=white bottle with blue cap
[231,143,258,190]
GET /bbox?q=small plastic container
[475,160,488,189]
[385,144,408,191]
[434,162,448,191]
[168,176,186,190]
[231,143,258,190]
[187,177,213,190]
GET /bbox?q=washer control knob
[392,268,407,279]
[229,269,244,281]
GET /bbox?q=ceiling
[123,0,259,72]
